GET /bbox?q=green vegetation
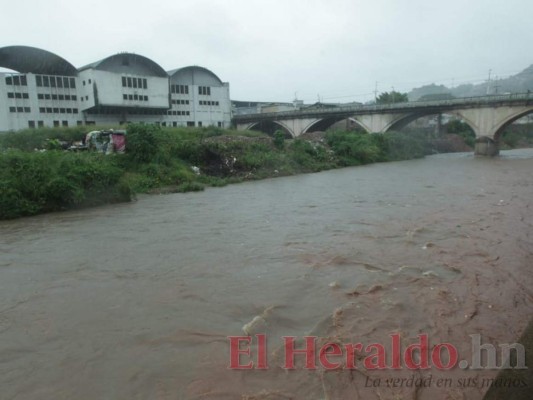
[446,119,476,147]
[0,150,130,219]
[0,124,432,219]
[376,91,409,104]
[499,123,533,149]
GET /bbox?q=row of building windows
[7,92,29,99]
[39,107,79,114]
[167,110,191,116]
[7,92,79,101]
[171,84,189,94]
[123,94,149,101]
[9,106,31,113]
[122,76,148,89]
[5,75,27,86]
[159,121,222,128]
[199,100,219,106]
[38,93,78,101]
[36,75,76,89]
[198,86,211,95]
[171,99,190,105]
[27,120,94,128]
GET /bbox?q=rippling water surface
[1,150,532,399]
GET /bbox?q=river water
[1,150,532,399]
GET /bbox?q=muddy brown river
[1,150,533,399]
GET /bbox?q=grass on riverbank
[0,125,430,219]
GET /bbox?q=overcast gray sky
[1,0,532,103]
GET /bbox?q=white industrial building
[0,46,231,132]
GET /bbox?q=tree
[376,91,409,104]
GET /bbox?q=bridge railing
[233,92,532,121]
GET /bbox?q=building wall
[0,49,231,132]
[0,72,83,131]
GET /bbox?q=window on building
[143,79,147,89]
[38,121,44,128]
[28,121,36,129]
[77,121,83,126]
[187,121,194,127]
[57,78,63,88]
[198,122,202,127]
[50,77,56,88]
[58,95,64,100]
[16,107,23,112]
[45,94,51,100]
[63,77,70,88]
[24,107,30,113]
[37,94,44,100]
[5,76,12,85]
[73,108,78,113]
[36,76,43,87]
[62,121,68,127]
[46,107,52,113]
[123,94,128,100]
[218,122,222,127]
[53,108,59,113]
[122,77,127,87]
[72,95,77,100]
[128,94,133,100]
[52,94,58,100]
[9,107,16,112]
[43,76,50,87]
[39,107,45,113]
[7,92,14,99]
[198,86,211,95]
[173,122,177,127]
[144,95,148,101]
[70,78,76,88]
[13,76,20,86]
[20,76,27,86]
[127,77,132,88]
[53,121,60,127]
[133,78,137,89]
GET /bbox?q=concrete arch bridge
[233,93,533,156]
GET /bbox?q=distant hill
[408,64,533,101]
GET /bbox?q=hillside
[409,64,533,101]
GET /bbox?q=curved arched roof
[0,46,78,76]
[79,53,167,77]
[168,66,223,85]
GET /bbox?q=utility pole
[486,69,492,95]
[374,81,378,102]
[493,77,501,94]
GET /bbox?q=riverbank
[0,125,435,219]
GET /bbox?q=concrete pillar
[474,136,499,156]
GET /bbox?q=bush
[325,131,384,165]
[126,123,160,163]
[0,150,131,219]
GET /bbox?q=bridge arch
[383,110,479,136]
[302,116,370,134]
[491,106,533,142]
[246,120,294,138]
